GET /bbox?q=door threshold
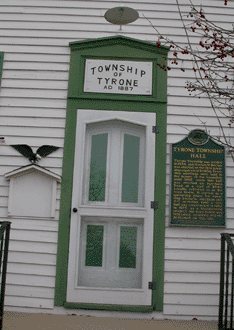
[64,302,154,313]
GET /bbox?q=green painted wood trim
[0,52,4,86]
[54,100,78,306]
[55,36,168,311]
[152,106,167,311]
[69,35,169,56]
[64,302,153,313]
[68,55,167,103]
[54,101,167,310]
[68,36,169,103]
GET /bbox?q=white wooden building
[0,0,233,321]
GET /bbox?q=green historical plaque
[171,129,225,227]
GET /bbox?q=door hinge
[148,282,156,290]
[152,126,159,134]
[151,201,158,209]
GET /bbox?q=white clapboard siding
[164,282,219,295]
[9,218,59,231]
[9,230,58,244]
[0,108,66,118]
[9,241,58,255]
[8,252,56,266]
[6,273,55,288]
[7,263,56,277]
[5,296,54,309]
[163,304,219,318]
[164,294,219,306]
[0,0,233,318]
[5,285,55,299]
[0,117,66,128]
[165,260,220,273]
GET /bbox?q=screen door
[66,109,156,306]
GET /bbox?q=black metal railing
[219,233,234,330]
[0,222,11,330]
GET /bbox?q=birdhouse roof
[4,164,61,182]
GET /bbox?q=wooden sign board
[84,59,152,95]
[171,130,225,227]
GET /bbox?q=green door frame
[54,35,169,312]
[0,52,4,87]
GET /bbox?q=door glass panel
[122,134,140,203]
[119,226,137,268]
[89,133,108,202]
[85,225,104,267]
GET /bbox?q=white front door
[66,109,156,306]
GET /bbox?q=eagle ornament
[10,145,59,163]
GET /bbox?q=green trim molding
[54,35,169,312]
[0,52,4,86]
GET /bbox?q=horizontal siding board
[1,116,66,128]
[2,79,69,90]
[3,71,69,80]
[165,249,220,261]
[3,61,69,71]
[6,273,55,288]
[167,96,212,107]
[5,295,54,309]
[5,284,54,299]
[0,97,67,108]
[167,115,230,127]
[165,238,220,250]
[0,45,70,54]
[0,37,76,47]
[0,89,67,99]
[8,252,56,265]
[9,230,58,243]
[0,186,8,196]
[165,227,227,239]
[163,294,218,306]
[163,304,219,317]
[164,260,220,273]
[0,197,8,207]
[9,241,57,254]
[4,53,69,62]
[1,116,65,127]
[164,283,219,295]
[7,263,56,276]
[0,107,66,118]
[9,219,59,231]
[167,125,228,137]
[164,272,220,284]
[0,126,65,138]
[1,207,61,218]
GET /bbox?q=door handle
[72,208,78,213]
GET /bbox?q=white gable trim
[4,164,61,182]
